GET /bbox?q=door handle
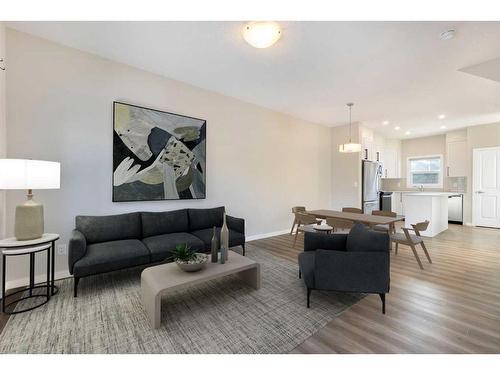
[475,191,485,194]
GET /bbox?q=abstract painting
[113,102,206,201]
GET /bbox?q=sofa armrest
[314,249,390,293]
[226,215,245,234]
[68,229,87,275]
[304,231,347,252]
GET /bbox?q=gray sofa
[68,206,245,297]
[298,223,390,313]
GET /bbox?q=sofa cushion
[346,223,389,253]
[141,209,189,238]
[188,207,225,231]
[72,239,150,278]
[191,228,245,248]
[76,212,141,244]
[142,232,205,263]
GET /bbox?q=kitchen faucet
[419,185,424,191]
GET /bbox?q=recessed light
[382,121,389,126]
[394,126,400,130]
[243,22,282,48]
[438,114,446,120]
[405,131,411,135]
[439,29,456,40]
[440,125,447,130]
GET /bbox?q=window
[407,155,443,188]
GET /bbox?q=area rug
[0,244,363,353]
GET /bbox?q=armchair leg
[299,269,301,279]
[241,243,246,256]
[379,293,386,314]
[74,277,80,298]
[307,288,312,308]
[290,219,297,235]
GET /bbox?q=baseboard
[247,229,290,241]
[1,270,72,299]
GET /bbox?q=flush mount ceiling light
[339,103,362,153]
[405,131,411,135]
[394,126,401,130]
[440,125,447,129]
[439,29,456,40]
[243,22,282,49]
[382,120,389,125]
[438,114,446,119]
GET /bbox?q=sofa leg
[379,293,386,314]
[307,288,312,308]
[299,269,301,279]
[74,277,80,298]
[241,243,246,256]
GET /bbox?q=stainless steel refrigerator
[362,160,383,214]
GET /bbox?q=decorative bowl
[175,253,209,272]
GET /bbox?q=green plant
[171,243,197,262]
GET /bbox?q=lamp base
[15,197,44,241]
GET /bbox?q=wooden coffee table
[141,250,261,329]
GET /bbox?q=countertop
[399,191,463,196]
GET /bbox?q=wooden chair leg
[410,244,424,270]
[420,241,432,264]
[307,288,312,308]
[293,229,300,247]
[290,219,297,235]
[395,242,398,255]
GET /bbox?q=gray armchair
[298,223,390,314]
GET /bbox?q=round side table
[0,233,60,314]
[1,244,51,314]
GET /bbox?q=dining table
[307,209,405,227]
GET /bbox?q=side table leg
[29,252,35,297]
[2,254,6,313]
[46,246,51,300]
[51,240,56,295]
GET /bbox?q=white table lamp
[0,159,60,240]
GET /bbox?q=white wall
[4,29,332,284]
[0,22,6,297]
[331,123,362,210]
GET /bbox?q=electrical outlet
[57,244,68,256]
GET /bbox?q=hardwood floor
[251,224,500,353]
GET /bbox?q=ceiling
[6,21,500,139]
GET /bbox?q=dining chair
[326,217,353,233]
[342,207,363,214]
[371,210,397,234]
[391,220,432,270]
[290,206,307,234]
[293,212,321,247]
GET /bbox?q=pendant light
[338,103,362,153]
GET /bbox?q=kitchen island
[402,192,452,237]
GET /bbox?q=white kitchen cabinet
[446,140,468,177]
[382,148,399,178]
[391,192,404,215]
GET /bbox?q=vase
[211,226,218,263]
[220,213,229,261]
[220,245,226,264]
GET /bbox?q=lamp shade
[0,159,60,190]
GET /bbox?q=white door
[473,147,500,228]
